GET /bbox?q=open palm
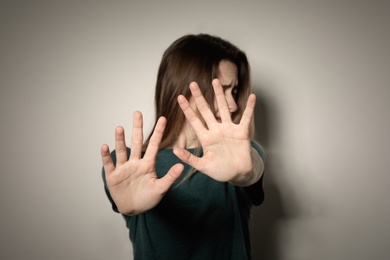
[101,112,183,215]
[173,79,256,184]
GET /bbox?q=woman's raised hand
[101,112,183,215]
[173,79,260,186]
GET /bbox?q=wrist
[229,148,264,187]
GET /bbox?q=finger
[143,116,166,161]
[115,126,128,165]
[239,94,256,128]
[101,144,115,176]
[188,82,217,125]
[157,163,184,192]
[212,79,231,122]
[130,111,143,160]
[177,94,207,135]
[173,148,203,171]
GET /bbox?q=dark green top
[102,141,265,260]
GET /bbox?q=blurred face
[214,60,238,122]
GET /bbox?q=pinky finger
[101,144,115,176]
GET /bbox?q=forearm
[229,147,264,187]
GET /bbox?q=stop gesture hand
[101,112,183,215]
[173,79,262,186]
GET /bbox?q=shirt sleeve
[242,140,266,206]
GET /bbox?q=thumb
[173,148,201,169]
[158,163,184,191]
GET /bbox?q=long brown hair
[143,34,253,149]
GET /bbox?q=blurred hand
[101,112,183,215]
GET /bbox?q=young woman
[101,34,266,260]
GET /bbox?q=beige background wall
[1,1,389,259]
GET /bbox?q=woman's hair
[143,33,253,149]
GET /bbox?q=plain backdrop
[1,1,389,260]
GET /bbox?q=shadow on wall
[250,88,288,260]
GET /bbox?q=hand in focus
[101,112,183,215]
[174,79,261,186]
